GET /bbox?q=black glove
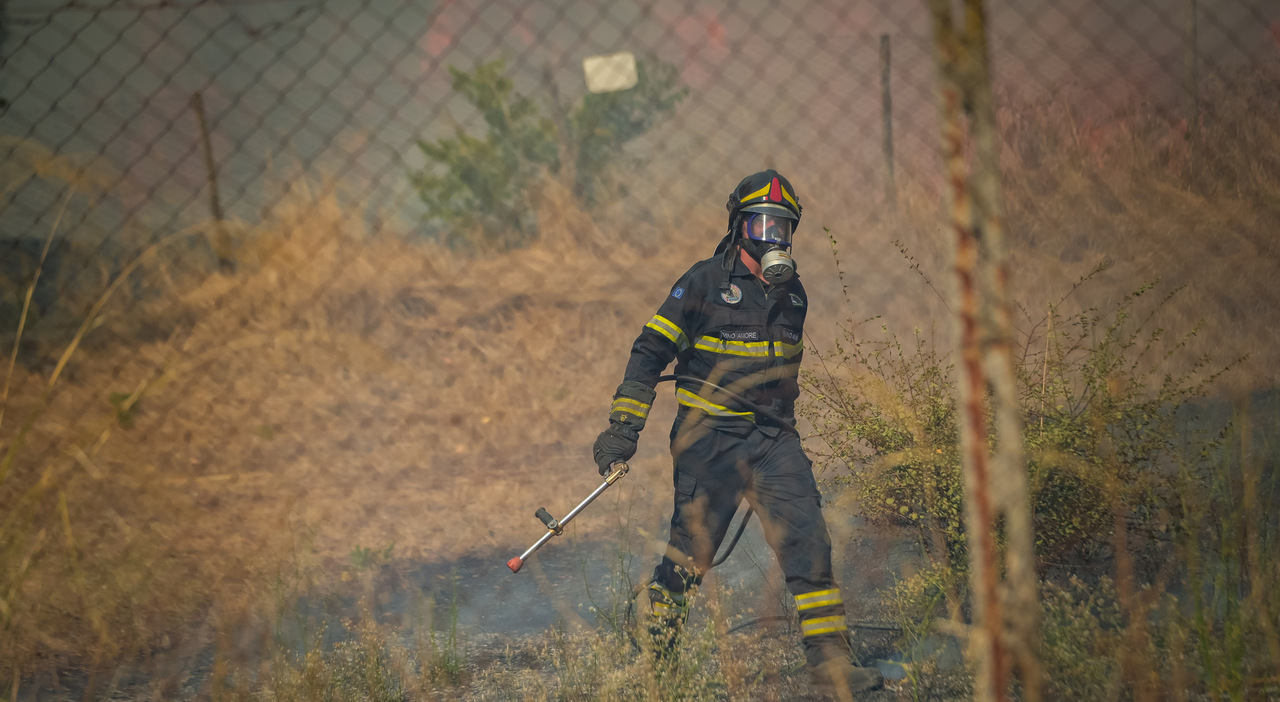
[593,422,639,476]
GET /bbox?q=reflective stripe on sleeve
[675,387,754,419]
[645,315,690,351]
[775,340,804,359]
[801,615,849,637]
[611,397,651,419]
[795,588,843,611]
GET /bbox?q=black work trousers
[651,412,836,601]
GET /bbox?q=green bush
[800,241,1279,696]
[568,58,685,206]
[1039,575,1123,699]
[802,260,1240,577]
[412,57,685,248]
[412,59,560,248]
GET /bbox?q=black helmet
[725,169,802,234]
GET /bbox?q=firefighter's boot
[645,581,691,659]
[808,656,885,696]
[796,586,883,695]
[804,639,884,696]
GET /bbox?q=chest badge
[790,293,805,308]
[720,283,742,305]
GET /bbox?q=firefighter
[592,170,884,694]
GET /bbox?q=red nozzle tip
[507,557,523,573]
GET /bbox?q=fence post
[191,91,234,272]
[880,33,896,211]
[1183,0,1199,175]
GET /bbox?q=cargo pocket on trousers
[675,471,697,499]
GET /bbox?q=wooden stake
[191,91,234,271]
[1184,0,1199,176]
[880,34,896,211]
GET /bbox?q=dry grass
[0,67,1277,700]
[0,169,717,695]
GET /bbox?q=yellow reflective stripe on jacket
[801,615,849,637]
[645,315,690,351]
[694,335,772,358]
[611,397,651,419]
[675,387,754,418]
[775,341,804,359]
[795,588,843,611]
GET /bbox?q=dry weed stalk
[928,1,1041,700]
[0,188,74,436]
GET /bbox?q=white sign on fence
[583,52,638,94]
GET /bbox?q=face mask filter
[760,247,795,284]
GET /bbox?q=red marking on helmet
[769,177,781,202]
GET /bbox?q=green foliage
[802,238,1274,697]
[412,56,685,247]
[108,390,136,428]
[803,256,1241,576]
[1018,273,1245,576]
[425,582,466,685]
[413,59,558,248]
[1039,576,1123,699]
[1175,403,1280,700]
[582,490,640,637]
[883,566,972,701]
[348,541,394,571]
[569,58,686,206]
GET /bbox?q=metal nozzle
[507,461,630,574]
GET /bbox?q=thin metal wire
[0,0,1276,517]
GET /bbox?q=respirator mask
[741,212,796,285]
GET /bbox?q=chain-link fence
[2,1,1280,693]
[3,0,1277,272]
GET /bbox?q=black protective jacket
[622,241,808,431]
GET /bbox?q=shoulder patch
[789,293,805,308]
[672,286,685,299]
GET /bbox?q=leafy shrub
[568,58,686,206]
[1039,576,1123,699]
[412,59,560,248]
[883,565,973,701]
[412,56,685,248]
[800,239,1276,696]
[802,260,1241,578]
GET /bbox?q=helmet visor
[743,213,794,246]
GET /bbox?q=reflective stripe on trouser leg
[647,581,691,656]
[797,587,849,638]
[648,581,689,620]
[795,587,843,613]
[796,586,854,668]
[801,614,849,637]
